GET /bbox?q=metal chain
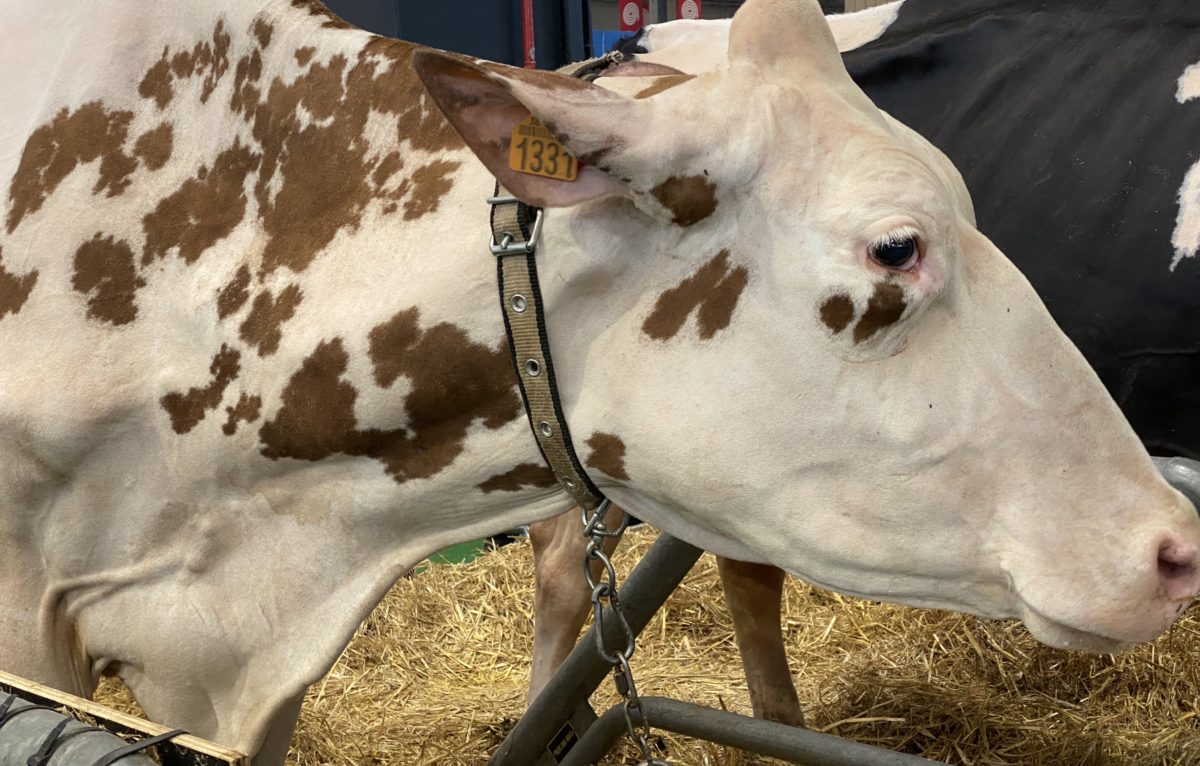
[581,499,669,766]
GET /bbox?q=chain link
[581,499,669,766]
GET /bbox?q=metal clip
[489,196,544,256]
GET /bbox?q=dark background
[323,0,848,68]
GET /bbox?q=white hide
[826,0,905,51]
[1172,61,1200,270]
[3,0,1200,763]
[637,0,903,73]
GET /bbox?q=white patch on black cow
[1178,62,1200,104]
[1171,61,1200,270]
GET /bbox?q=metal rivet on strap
[525,359,541,377]
[538,420,554,438]
[563,478,578,490]
[510,294,528,313]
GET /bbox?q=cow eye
[869,235,919,270]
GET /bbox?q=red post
[619,0,648,32]
[677,0,701,19]
[522,0,536,68]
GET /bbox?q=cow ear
[728,0,845,82]
[414,51,640,208]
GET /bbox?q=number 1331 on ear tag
[508,115,579,182]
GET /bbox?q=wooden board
[0,669,248,766]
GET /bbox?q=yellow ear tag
[508,115,579,182]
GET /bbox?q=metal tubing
[0,695,157,766]
[490,534,704,766]
[561,697,946,766]
[1155,456,1200,510]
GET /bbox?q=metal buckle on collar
[488,195,544,256]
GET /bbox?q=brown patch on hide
[222,393,262,435]
[852,282,907,343]
[216,265,252,319]
[231,50,264,114]
[71,234,145,325]
[642,250,749,341]
[367,308,421,387]
[139,56,174,108]
[403,160,460,220]
[161,345,241,434]
[294,47,316,66]
[6,102,137,232]
[585,433,630,481]
[231,82,261,117]
[239,284,303,356]
[634,74,695,99]
[291,0,354,29]
[372,152,404,188]
[651,174,717,227]
[819,293,854,335]
[133,124,174,171]
[247,37,461,276]
[0,248,37,319]
[142,141,261,265]
[478,463,558,493]
[259,310,519,483]
[140,22,232,108]
[253,19,274,48]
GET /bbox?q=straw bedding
[95,526,1200,765]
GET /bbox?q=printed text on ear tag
[508,116,579,182]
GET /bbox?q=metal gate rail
[490,534,944,766]
[560,696,939,766]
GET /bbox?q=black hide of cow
[843,0,1200,458]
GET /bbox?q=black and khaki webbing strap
[490,184,607,512]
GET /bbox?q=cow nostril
[1157,538,1200,600]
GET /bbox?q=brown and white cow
[3,0,1199,762]
[523,2,1200,725]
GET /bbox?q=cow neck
[490,185,607,512]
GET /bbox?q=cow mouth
[1020,604,1135,654]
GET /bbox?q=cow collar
[489,185,607,512]
[484,53,627,513]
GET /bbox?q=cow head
[416,0,1200,650]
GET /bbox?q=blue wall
[323,0,591,68]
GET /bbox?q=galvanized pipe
[490,534,704,766]
[560,696,946,766]
[1155,456,1200,510]
[0,694,156,766]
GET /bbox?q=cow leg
[249,692,304,766]
[112,658,304,766]
[0,564,93,698]
[527,505,625,703]
[717,557,803,726]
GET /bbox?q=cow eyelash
[867,226,921,270]
[867,226,920,252]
